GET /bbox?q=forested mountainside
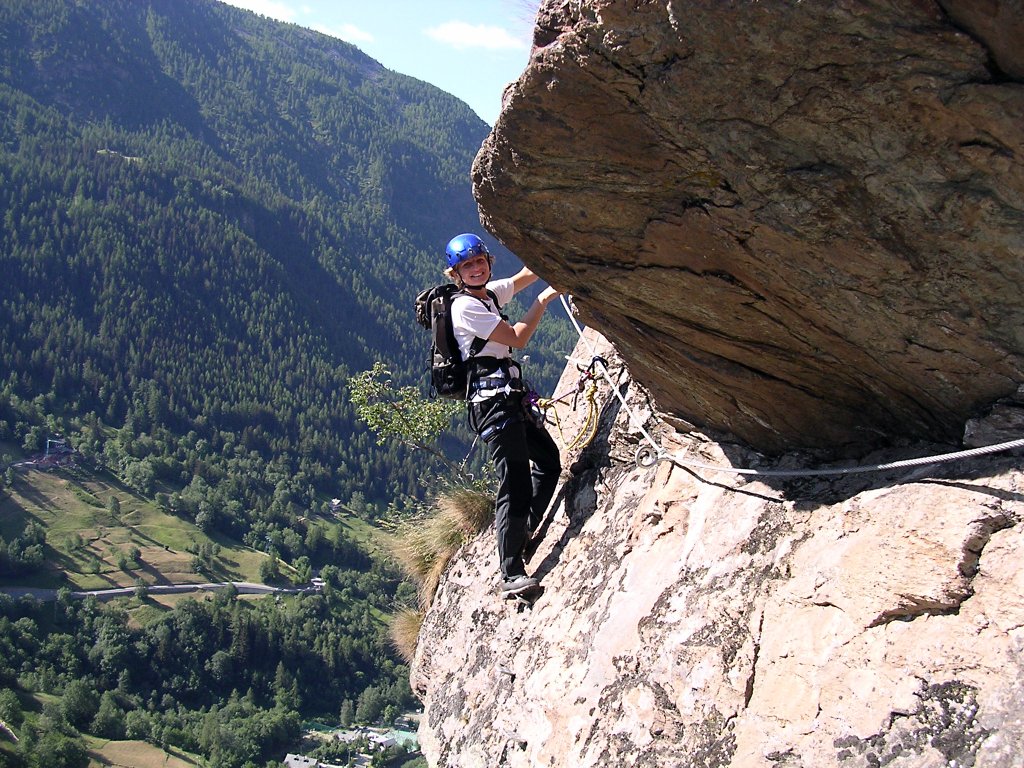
[0,0,567,764]
[0,0,568,524]
[0,0,479,518]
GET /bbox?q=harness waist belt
[471,375,525,392]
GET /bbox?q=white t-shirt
[450,277,516,361]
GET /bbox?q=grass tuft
[386,484,494,661]
[389,484,493,609]
[437,485,494,537]
[389,606,424,664]
[387,483,491,610]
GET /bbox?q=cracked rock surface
[411,331,1024,768]
[473,0,1024,454]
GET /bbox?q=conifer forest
[0,1,572,765]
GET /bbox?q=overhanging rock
[474,0,1024,454]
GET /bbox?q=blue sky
[217,0,538,124]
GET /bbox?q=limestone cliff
[409,2,1024,766]
[411,331,1024,767]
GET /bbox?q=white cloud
[425,20,529,52]
[218,0,298,23]
[313,23,375,45]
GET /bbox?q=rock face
[414,3,1024,764]
[473,0,1024,454]
[410,332,1024,768]
[939,0,1024,80]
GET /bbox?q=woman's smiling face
[456,254,491,284]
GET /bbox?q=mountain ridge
[0,0,526,515]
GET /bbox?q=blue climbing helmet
[445,233,489,269]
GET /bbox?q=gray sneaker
[499,574,540,597]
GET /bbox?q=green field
[0,458,390,595]
[86,738,203,767]
[0,464,271,590]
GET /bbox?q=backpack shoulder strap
[455,288,488,358]
[468,335,488,357]
[457,287,508,359]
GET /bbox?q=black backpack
[415,284,500,399]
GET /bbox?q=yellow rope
[537,396,567,445]
[538,379,600,452]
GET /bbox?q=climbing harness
[558,294,1024,478]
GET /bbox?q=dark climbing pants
[469,393,561,580]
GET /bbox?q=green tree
[21,427,43,454]
[123,458,155,495]
[26,731,88,768]
[339,698,355,727]
[61,678,99,730]
[90,691,125,739]
[0,687,23,727]
[291,556,312,586]
[124,709,152,741]
[350,363,464,478]
[259,554,281,583]
[355,685,385,724]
